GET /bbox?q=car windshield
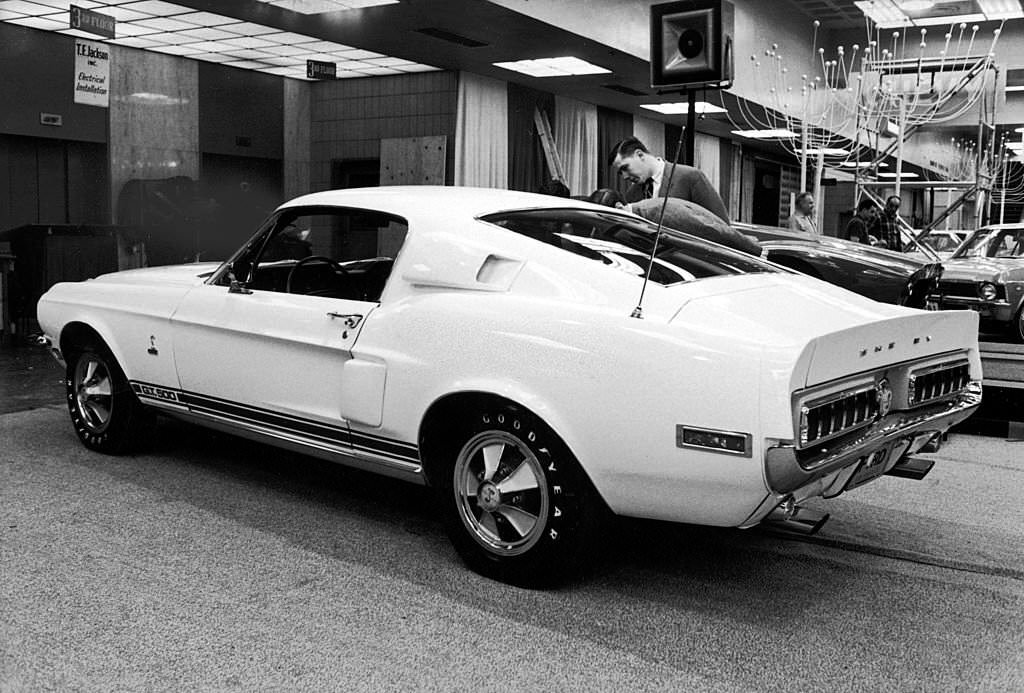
[481,208,776,285]
[954,227,1024,259]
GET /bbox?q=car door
[169,205,407,438]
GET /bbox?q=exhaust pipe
[762,498,830,535]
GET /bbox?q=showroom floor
[2,344,1022,690]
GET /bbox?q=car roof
[278,186,616,222]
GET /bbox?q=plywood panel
[379,136,447,186]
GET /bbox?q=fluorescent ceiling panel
[221,48,275,60]
[877,171,920,178]
[31,0,99,8]
[90,6,151,21]
[173,11,241,26]
[148,43,204,55]
[190,52,235,63]
[263,0,397,14]
[260,31,320,44]
[223,59,269,69]
[108,35,162,47]
[0,0,439,82]
[219,35,276,49]
[130,16,194,31]
[0,1,58,13]
[640,102,727,115]
[220,21,283,36]
[262,44,316,56]
[494,56,611,78]
[297,40,354,52]
[6,14,62,28]
[181,40,230,52]
[118,1,189,15]
[174,27,237,42]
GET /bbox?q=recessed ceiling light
[493,57,611,77]
[898,0,934,11]
[640,102,727,115]
[877,171,920,178]
[1006,86,1024,93]
[261,0,398,15]
[840,161,890,168]
[731,128,797,139]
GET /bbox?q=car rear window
[481,208,777,285]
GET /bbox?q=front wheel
[66,345,151,454]
[436,404,603,587]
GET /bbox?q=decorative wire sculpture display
[726,13,1017,235]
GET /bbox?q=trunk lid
[670,274,978,387]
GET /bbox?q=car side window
[248,206,408,302]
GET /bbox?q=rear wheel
[434,403,603,587]
[66,344,151,454]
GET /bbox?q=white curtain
[454,71,508,188]
[633,116,665,160]
[694,133,721,192]
[553,95,597,197]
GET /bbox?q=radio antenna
[631,119,687,320]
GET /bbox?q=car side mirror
[227,261,253,295]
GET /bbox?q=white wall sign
[74,39,110,108]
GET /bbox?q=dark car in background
[737,224,943,309]
[929,224,1024,342]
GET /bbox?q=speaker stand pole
[685,89,697,166]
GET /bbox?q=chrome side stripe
[130,380,419,464]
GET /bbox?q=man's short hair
[886,195,901,205]
[857,198,877,212]
[795,191,814,205]
[538,178,570,198]
[607,137,648,166]
[588,188,626,208]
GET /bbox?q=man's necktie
[643,179,655,199]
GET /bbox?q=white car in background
[905,229,969,260]
[37,187,982,586]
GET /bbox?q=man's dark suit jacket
[624,163,730,222]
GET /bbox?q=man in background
[608,137,729,222]
[874,195,904,251]
[789,192,817,235]
[844,199,878,244]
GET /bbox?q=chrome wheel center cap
[477,482,501,512]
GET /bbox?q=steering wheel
[285,255,348,294]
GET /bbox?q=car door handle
[327,312,363,329]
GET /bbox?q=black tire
[66,344,151,454]
[434,403,603,587]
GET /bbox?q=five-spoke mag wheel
[72,354,114,434]
[454,430,549,556]
[435,404,603,587]
[66,344,150,454]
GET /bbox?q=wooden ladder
[533,106,566,183]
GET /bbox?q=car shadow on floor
[59,412,1022,690]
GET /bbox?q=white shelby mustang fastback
[37,187,982,586]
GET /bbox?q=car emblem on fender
[876,378,894,417]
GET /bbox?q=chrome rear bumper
[765,381,982,495]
